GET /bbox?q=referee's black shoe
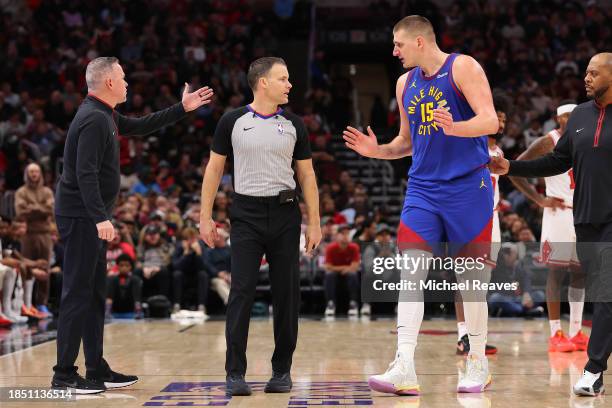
[264,371,292,393]
[226,374,252,397]
[86,369,138,389]
[51,373,106,394]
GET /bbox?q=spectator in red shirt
[324,224,361,317]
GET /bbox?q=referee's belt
[233,190,297,204]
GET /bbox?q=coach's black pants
[576,222,612,374]
[225,194,301,376]
[53,216,108,379]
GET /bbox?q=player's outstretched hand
[182,83,214,112]
[343,126,380,158]
[488,156,510,175]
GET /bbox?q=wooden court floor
[0,317,606,407]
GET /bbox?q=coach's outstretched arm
[115,83,214,136]
[343,72,412,160]
[432,55,499,137]
[489,127,573,177]
[508,135,567,209]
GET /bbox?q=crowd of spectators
[0,0,608,322]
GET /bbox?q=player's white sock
[463,302,488,358]
[459,264,491,359]
[457,321,468,341]
[397,301,423,361]
[397,249,430,362]
[549,319,562,337]
[24,279,34,309]
[2,270,16,313]
[568,286,585,337]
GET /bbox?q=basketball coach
[51,57,214,394]
[200,57,322,397]
[490,52,612,397]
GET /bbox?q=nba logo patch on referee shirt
[277,123,284,134]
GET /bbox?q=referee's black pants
[576,222,612,374]
[225,194,301,376]
[53,216,108,379]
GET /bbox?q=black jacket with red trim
[508,100,612,224]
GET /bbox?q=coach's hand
[343,126,380,158]
[182,83,214,112]
[96,220,116,242]
[200,218,219,248]
[488,156,509,175]
[305,223,322,256]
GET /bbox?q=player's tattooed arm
[509,135,566,209]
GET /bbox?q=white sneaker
[573,370,604,396]
[368,351,420,395]
[360,303,371,316]
[457,355,492,393]
[324,301,335,317]
[348,301,358,317]
[4,309,27,324]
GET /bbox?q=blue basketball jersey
[402,53,489,182]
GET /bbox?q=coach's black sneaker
[573,370,605,396]
[52,373,106,394]
[456,334,498,355]
[264,371,292,393]
[87,369,138,389]
[226,374,252,397]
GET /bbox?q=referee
[200,57,322,397]
[52,57,213,393]
[490,52,612,397]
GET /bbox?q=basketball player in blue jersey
[343,15,499,395]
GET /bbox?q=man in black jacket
[52,56,213,394]
[490,52,612,397]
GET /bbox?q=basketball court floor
[0,317,605,407]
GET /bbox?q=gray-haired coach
[52,57,213,394]
[200,57,322,397]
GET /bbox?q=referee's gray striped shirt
[211,105,312,197]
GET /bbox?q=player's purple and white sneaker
[457,354,492,393]
[368,351,420,396]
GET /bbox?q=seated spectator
[106,254,143,319]
[136,224,173,300]
[172,227,209,315]
[3,217,50,319]
[324,224,361,317]
[488,243,545,317]
[130,167,162,196]
[361,224,397,316]
[353,218,377,254]
[106,222,136,275]
[320,197,347,225]
[155,160,174,193]
[205,228,231,306]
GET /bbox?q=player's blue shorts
[397,166,494,262]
